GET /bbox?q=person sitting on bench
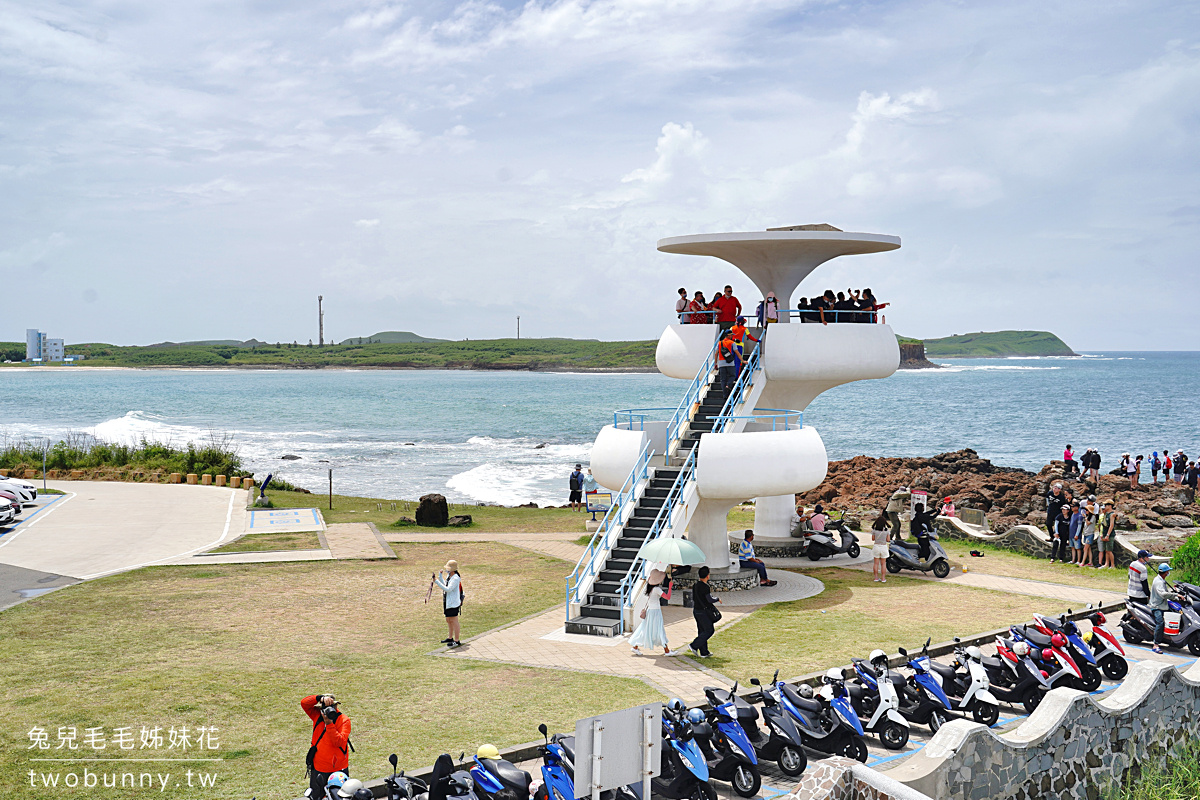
[737,531,777,586]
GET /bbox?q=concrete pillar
[215,475,227,487]
[0,469,8,477]
[24,470,36,479]
[186,474,198,485]
[689,498,740,571]
[753,494,797,539]
[70,470,84,479]
[244,478,255,490]
[169,473,182,484]
[230,476,242,488]
[201,474,212,486]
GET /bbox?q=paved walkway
[385,531,587,563]
[325,523,396,559]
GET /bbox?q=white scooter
[926,640,1001,726]
[847,650,910,750]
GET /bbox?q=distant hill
[339,331,448,345]
[922,330,1076,358]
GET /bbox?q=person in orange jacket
[729,316,759,360]
[302,694,352,797]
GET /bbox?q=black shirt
[692,580,716,615]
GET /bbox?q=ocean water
[1,352,1197,506]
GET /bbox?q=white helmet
[338,779,365,799]
[824,668,842,684]
[965,646,983,662]
[797,683,814,699]
[1012,641,1029,657]
[869,649,887,664]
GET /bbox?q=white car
[0,477,37,506]
[0,498,17,526]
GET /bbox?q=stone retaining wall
[934,516,1145,567]
[885,658,1200,799]
[788,757,934,800]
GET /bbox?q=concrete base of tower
[752,494,797,540]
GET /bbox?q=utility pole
[517,315,520,340]
[318,296,324,346]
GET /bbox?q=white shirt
[435,572,461,608]
[1128,561,1149,598]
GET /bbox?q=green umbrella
[636,537,706,566]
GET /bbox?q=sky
[2,0,1198,350]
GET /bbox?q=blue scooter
[470,747,533,800]
[533,724,638,800]
[643,704,717,800]
[693,684,761,797]
[768,671,868,762]
[897,641,955,734]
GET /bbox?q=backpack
[569,472,582,490]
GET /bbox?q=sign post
[573,704,661,800]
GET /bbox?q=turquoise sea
[2,352,1197,506]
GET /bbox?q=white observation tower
[564,225,901,636]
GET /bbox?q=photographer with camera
[302,693,353,797]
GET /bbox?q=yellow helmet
[477,744,500,760]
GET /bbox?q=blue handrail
[564,440,654,618]
[613,407,677,430]
[712,341,764,434]
[778,309,878,323]
[664,336,721,461]
[615,446,698,634]
[721,409,803,430]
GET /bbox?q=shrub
[1171,531,1200,585]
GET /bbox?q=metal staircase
[564,329,766,637]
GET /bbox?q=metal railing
[720,408,803,430]
[676,310,718,323]
[779,309,879,324]
[712,342,764,434]
[615,445,697,634]
[664,336,721,460]
[613,408,676,430]
[565,440,654,617]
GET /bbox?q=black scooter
[383,754,430,800]
[802,515,861,561]
[738,673,808,776]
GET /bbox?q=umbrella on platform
[636,537,706,566]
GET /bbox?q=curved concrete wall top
[695,426,828,500]
[590,425,648,491]
[757,323,900,411]
[656,323,719,379]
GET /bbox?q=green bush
[1105,737,1200,799]
[0,432,250,478]
[1171,531,1200,585]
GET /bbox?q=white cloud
[355,218,381,228]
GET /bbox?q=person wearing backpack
[1151,452,1162,484]
[434,559,464,647]
[302,694,352,798]
[569,463,585,511]
[1174,450,1188,484]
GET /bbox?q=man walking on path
[688,566,721,657]
[569,464,585,511]
[1128,550,1152,603]
[885,486,910,541]
[1150,563,1181,654]
[710,285,742,332]
[302,694,352,798]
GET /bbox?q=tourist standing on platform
[1150,564,1180,655]
[630,569,673,657]
[1068,502,1084,565]
[569,464,585,510]
[763,292,780,324]
[871,512,890,583]
[302,694,352,798]
[1079,503,1096,568]
[676,288,689,322]
[710,285,742,331]
[885,486,910,541]
[1151,452,1162,484]
[1051,505,1072,563]
[1186,461,1199,490]
[738,531,777,587]
[688,566,720,658]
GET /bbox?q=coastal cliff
[898,341,940,370]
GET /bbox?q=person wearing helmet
[302,694,353,798]
[1150,563,1181,654]
[337,778,365,799]
[1128,550,1152,603]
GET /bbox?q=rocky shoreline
[798,449,1199,538]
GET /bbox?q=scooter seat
[482,759,532,792]
[928,661,958,681]
[894,540,921,551]
[780,683,825,714]
[1020,627,1052,648]
[982,656,1006,671]
[555,735,577,765]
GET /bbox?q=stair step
[599,570,628,583]
[625,518,652,529]
[565,616,622,636]
[587,592,621,607]
[607,559,634,573]
[613,547,641,561]
[638,497,666,509]
[644,489,669,499]
[594,581,621,594]
[580,604,621,620]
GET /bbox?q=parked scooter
[768,672,867,762]
[735,673,809,777]
[847,651,911,749]
[984,637,1049,713]
[885,528,951,579]
[628,701,716,800]
[1078,606,1128,680]
[470,745,533,800]
[382,754,430,800]
[1121,593,1200,655]
[1009,625,1083,691]
[801,514,861,561]
[925,640,1001,726]
[1027,614,1103,692]
[412,754,479,800]
[691,684,761,797]
[896,641,955,733]
[533,725,639,800]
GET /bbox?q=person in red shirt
[709,285,741,331]
[302,694,353,797]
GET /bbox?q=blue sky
[2,0,1198,349]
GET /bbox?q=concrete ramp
[246,507,326,533]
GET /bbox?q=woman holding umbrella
[630,569,674,656]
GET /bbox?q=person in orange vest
[715,331,740,392]
[302,694,353,797]
[729,316,759,360]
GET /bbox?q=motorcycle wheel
[807,551,823,562]
[1022,687,1043,714]
[690,783,717,800]
[848,542,861,559]
[731,765,760,798]
[971,702,1000,727]
[932,560,951,579]
[1189,635,1200,656]
[879,721,909,750]
[929,711,947,734]
[1121,625,1144,645]
[777,746,806,777]
[1101,655,1128,681]
[886,557,902,574]
[843,737,868,763]
[1077,665,1102,692]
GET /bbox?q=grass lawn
[207,531,322,553]
[0,543,655,800]
[705,568,1065,680]
[939,538,1128,593]
[264,489,588,533]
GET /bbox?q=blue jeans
[741,560,768,581]
[1153,609,1167,646]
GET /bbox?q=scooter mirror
[898,647,908,657]
[390,754,399,769]
[538,724,548,740]
[953,636,960,643]
[750,678,761,686]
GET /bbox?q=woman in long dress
[630,569,672,656]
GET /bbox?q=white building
[25,329,65,362]
[567,226,902,634]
